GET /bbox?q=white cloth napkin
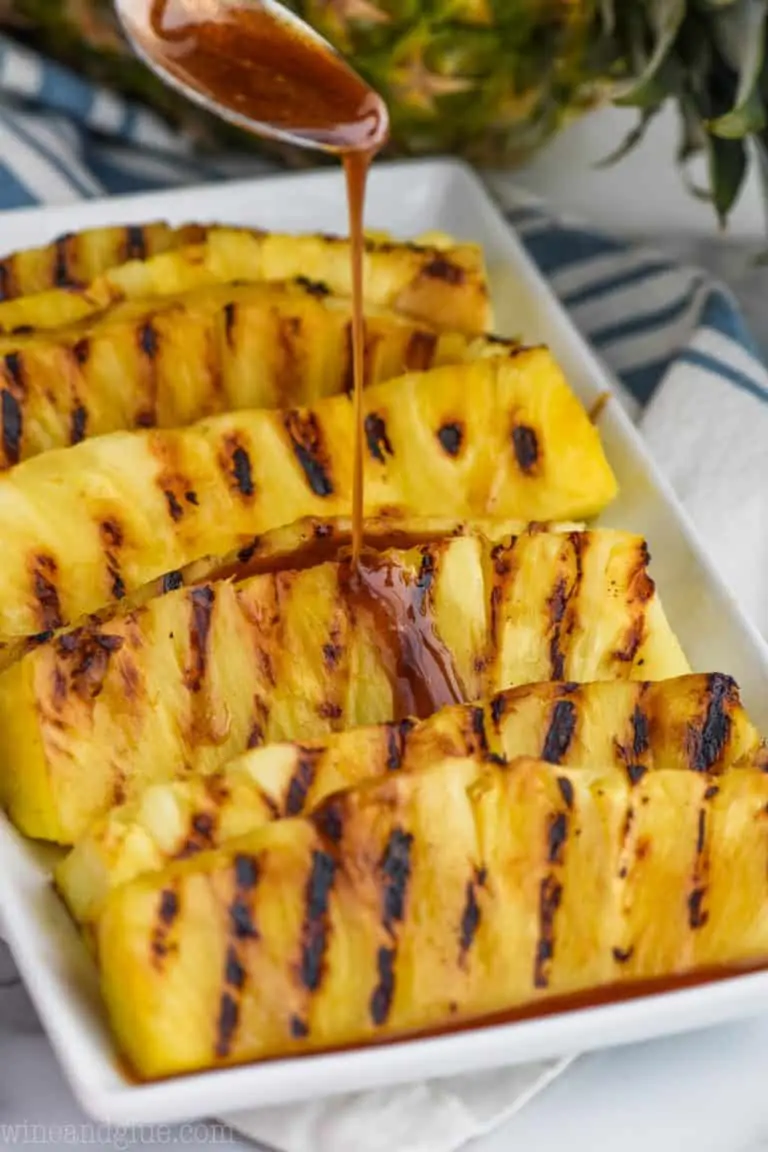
[220,1060,573,1152]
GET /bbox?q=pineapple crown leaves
[602,0,768,225]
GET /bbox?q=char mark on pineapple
[53,233,80,288]
[385,718,416,772]
[124,224,148,262]
[284,411,334,497]
[422,256,465,285]
[541,700,577,764]
[547,577,568,681]
[223,301,237,348]
[547,812,568,865]
[161,569,184,594]
[689,887,708,930]
[1,386,22,467]
[56,628,124,701]
[688,798,713,931]
[164,489,184,522]
[631,699,650,757]
[99,518,125,602]
[322,641,343,669]
[364,411,394,464]
[290,1015,309,1039]
[70,404,88,445]
[470,706,489,754]
[405,330,438,372]
[215,992,240,1058]
[370,946,396,1026]
[176,811,217,860]
[437,422,463,457]
[299,849,337,992]
[295,276,330,298]
[232,447,254,496]
[139,319,159,359]
[687,673,737,773]
[490,692,507,727]
[0,260,12,301]
[380,827,413,934]
[284,748,322,817]
[31,553,63,631]
[150,885,179,968]
[557,776,574,810]
[458,866,486,965]
[623,696,650,782]
[225,945,245,990]
[185,586,215,693]
[533,874,562,989]
[73,338,89,365]
[312,796,345,846]
[614,616,645,664]
[511,424,539,474]
[613,946,634,964]
[229,854,260,942]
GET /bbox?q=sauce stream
[133,1,465,712]
[342,549,465,721]
[140,0,388,568]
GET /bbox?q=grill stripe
[688,673,735,772]
[299,850,336,992]
[541,700,577,764]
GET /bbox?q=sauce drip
[136,0,389,566]
[341,549,465,721]
[129,2,466,713]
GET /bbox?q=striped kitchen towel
[1,28,768,1152]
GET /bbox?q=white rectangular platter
[1,158,768,1126]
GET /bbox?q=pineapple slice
[0,527,686,844]
[0,513,556,673]
[0,349,617,641]
[0,228,490,335]
[0,281,506,467]
[0,221,206,301]
[97,754,768,1079]
[57,673,759,929]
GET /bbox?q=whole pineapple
[0,0,766,222]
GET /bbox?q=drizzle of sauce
[136,0,389,567]
[128,3,464,712]
[341,548,465,721]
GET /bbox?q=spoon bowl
[114,0,388,155]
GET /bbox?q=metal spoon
[113,0,388,154]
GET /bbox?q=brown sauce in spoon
[135,1,465,712]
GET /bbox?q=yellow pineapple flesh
[0,283,512,467]
[97,753,768,1079]
[0,221,207,300]
[56,673,759,929]
[0,349,617,642]
[0,527,686,844]
[0,227,491,335]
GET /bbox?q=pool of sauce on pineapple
[139,0,464,718]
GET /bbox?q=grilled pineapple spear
[0,528,686,844]
[0,222,206,300]
[0,282,507,467]
[98,753,768,1079]
[57,673,759,930]
[0,227,490,335]
[0,349,617,641]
